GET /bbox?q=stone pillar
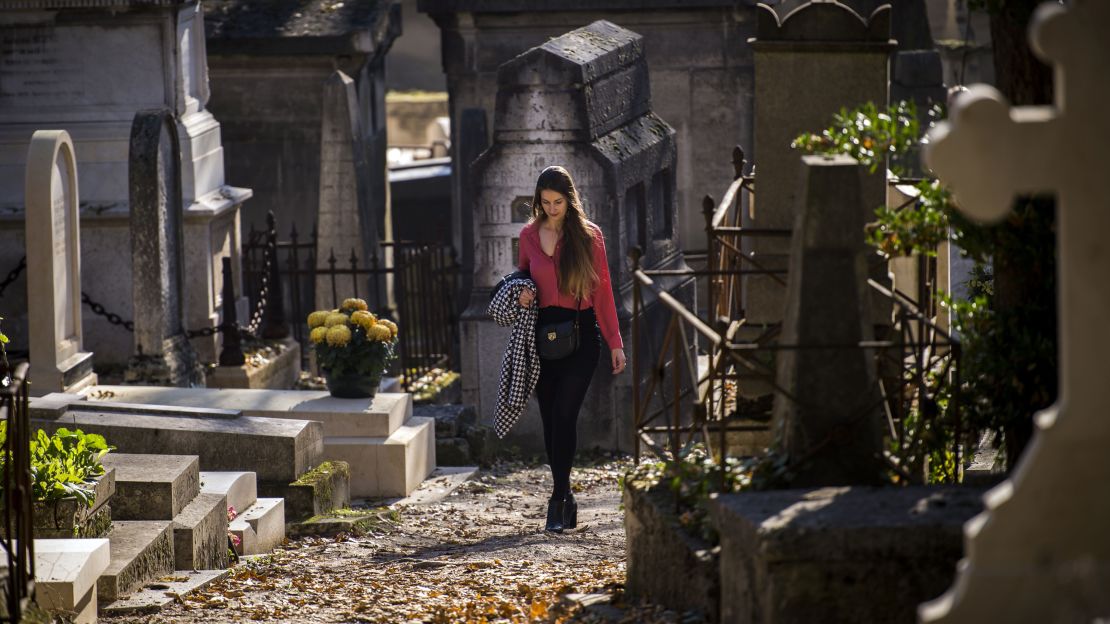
[24,130,96,396]
[919,2,1110,621]
[124,110,202,387]
[746,2,893,331]
[315,70,376,311]
[772,154,884,486]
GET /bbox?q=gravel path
[101,456,695,623]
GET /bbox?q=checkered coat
[488,276,540,439]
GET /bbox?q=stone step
[82,386,412,437]
[100,569,230,615]
[325,416,436,498]
[172,492,230,571]
[200,471,258,515]
[230,498,285,556]
[100,453,200,521]
[259,460,351,521]
[31,400,323,484]
[98,521,175,602]
[33,538,111,624]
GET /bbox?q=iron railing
[242,217,460,392]
[631,147,964,486]
[0,363,34,623]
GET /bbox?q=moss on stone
[291,461,351,511]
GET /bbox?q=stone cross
[772,154,884,486]
[24,129,97,396]
[919,2,1110,621]
[123,110,202,387]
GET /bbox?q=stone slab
[83,385,411,437]
[100,568,230,615]
[199,471,257,516]
[711,486,985,624]
[324,416,436,498]
[230,498,285,556]
[24,468,115,539]
[98,520,175,602]
[33,538,110,618]
[100,454,200,521]
[32,407,323,483]
[391,466,478,507]
[172,492,230,571]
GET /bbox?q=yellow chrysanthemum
[326,324,352,347]
[379,319,398,337]
[368,324,392,342]
[342,298,369,312]
[350,310,377,331]
[309,326,328,343]
[325,313,349,327]
[307,311,330,329]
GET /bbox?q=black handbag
[536,298,580,360]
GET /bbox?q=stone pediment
[755,0,891,44]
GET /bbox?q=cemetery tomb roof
[418,0,748,12]
[205,0,393,55]
[497,20,642,88]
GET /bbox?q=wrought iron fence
[0,363,34,623]
[242,216,460,392]
[631,147,964,486]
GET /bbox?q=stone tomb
[0,1,252,364]
[919,2,1110,621]
[124,109,203,387]
[81,386,435,499]
[463,20,692,452]
[746,1,893,333]
[24,129,97,396]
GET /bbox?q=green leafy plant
[27,428,113,506]
[791,100,928,176]
[306,298,399,378]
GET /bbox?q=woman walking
[517,166,626,533]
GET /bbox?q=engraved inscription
[0,27,85,103]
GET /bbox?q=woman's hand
[611,348,626,375]
[519,287,536,308]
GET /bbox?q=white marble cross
[920,1,1110,621]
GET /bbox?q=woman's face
[539,189,568,221]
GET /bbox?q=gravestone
[0,1,252,365]
[463,20,691,452]
[24,130,96,396]
[123,110,203,387]
[772,154,884,486]
[746,1,893,334]
[314,70,378,311]
[918,2,1110,621]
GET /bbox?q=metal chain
[245,244,273,336]
[81,291,135,332]
[0,256,27,299]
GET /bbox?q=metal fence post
[218,257,246,367]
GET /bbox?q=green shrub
[1,425,114,507]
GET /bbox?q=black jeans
[535,306,601,499]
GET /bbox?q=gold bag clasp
[547,332,557,341]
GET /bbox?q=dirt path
[103,456,695,623]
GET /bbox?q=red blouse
[518,221,623,351]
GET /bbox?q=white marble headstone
[24,129,96,395]
[920,1,1110,621]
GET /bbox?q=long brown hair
[530,166,598,299]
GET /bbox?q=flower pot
[324,370,382,399]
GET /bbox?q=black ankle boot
[562,492,578,530]
[545,496,565,533]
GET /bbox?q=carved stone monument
[0,1,252,364]
[463,20,690,451]
[920,2,1110,621]
[314,70,378,311]
[24,130,97,396]
[123,110,203,387]
[772,154,884,486]
[746,1,893,333]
